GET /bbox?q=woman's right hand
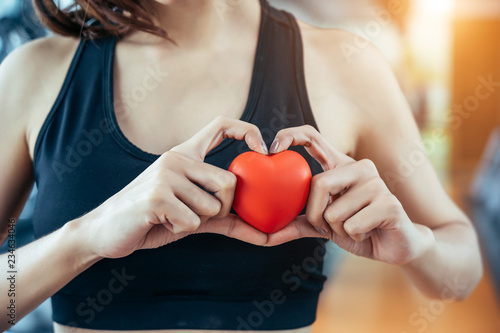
[75,116,270,260]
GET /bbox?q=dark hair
[32,0,167,39]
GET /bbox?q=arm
[0,37,99,330]
[352,45,482,299]
[271,29,482,299]
[0,220,100,330]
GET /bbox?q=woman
[0,0,482,332]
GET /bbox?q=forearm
[401,221,483,300]
[0,218,101,330]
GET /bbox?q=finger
[182,160,237,218]
[211,171,237,218]
[160,195,201,234]
[265,216,327,247]
[171,116,268,161]
[343,197,398,242]
[269,125,353,170]
[171,175,223,219]
[306,162,378,236]
[323,177,385,238]
[305,175,332,235]
[197,214,269,246]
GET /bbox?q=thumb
[196,214,269,246]
[265,215,328,246]
[171,116,268,161]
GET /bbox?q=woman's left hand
[266,125,435,265]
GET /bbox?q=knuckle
[147,197,163,212]
[311,174,329,192]
[359,158,376,170]
[203,197,222,217]
[223,171,237,188]
[208,202,222,217]
[275,127,289,138]
[187,184,220,215]
[365,177,385,193]
[160,150,184,167]
[305,209,317,224]
[323,209,339,224]
[213,115,228,127]
[149,172,174,198]
[215,171,237,190]
[192,190,208,205]
[302,125,318,143]
[148,188,166,208]
[247,122,260,133]
[344,223,358,235]
[205,180,220,193]
[156,168,176,184]
[184,214,201,232]
[161,150,176,162]
[306,213,321,227]
[358,159,378,176]
[302,124,317,134]
[305,208,324,227]
[384,194,402,214]
[191,188,219,215]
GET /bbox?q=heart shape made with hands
[228,150,312,233]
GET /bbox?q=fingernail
[315,227,327,236]
[260,140,269,155]
[270,139,279,154]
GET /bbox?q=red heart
[228,150,312,233]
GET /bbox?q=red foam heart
[228,150,312,233]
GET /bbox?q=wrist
[62,217,102,271]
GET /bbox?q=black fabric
[32,1,328,330]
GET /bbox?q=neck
[126,0,261,47]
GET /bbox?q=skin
[0,0,482,332]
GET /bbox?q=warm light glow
[405,0,455,128]
[414,0,455,16]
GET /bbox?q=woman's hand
[266,125,435,265]
[77,116,271,260]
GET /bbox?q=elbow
[446,252,484,302]
[420,249,484,301]
[445,221,485,301]
[426,271,482,302]
[455,259,483,301]
[457,232,485,300]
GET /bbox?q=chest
[111,41,359,158]
[112,43,256,155]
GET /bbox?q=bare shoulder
[0,35,80,159]
[296,20,414,156]
[0,35,79,102]
[297,20,403,112]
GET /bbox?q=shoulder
[0,36,79,88]
[297,21,415,153]
[0,35,80,157]
[0,35,80,115]
[297,21,403,110]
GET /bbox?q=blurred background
[1,0,500,332]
